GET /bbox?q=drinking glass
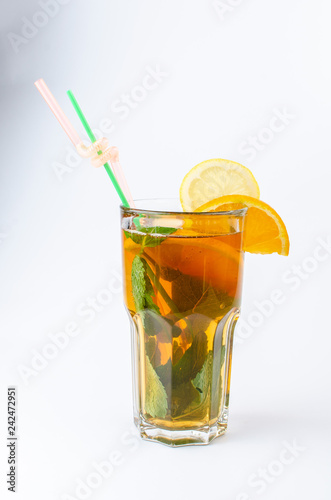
[121,199,247,446]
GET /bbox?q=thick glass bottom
[136,413,228,447]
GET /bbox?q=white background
[1,0,331,499]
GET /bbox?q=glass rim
[120,197,248,217]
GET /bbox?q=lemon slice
[180,159,260,212]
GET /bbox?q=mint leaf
[173,340,184,365]
[210,342,227,417]
[171,270,236,317]
[194,287,234,319]
[124,230,144,246]
[170,381,201,418]
[155,361,202,418]
[145,356,168,418]
[193,345,227,409]
[172,331,208,387]
[141,310,177,343]
[155,330,208,391]
[145,337,162,367]
[131,255,160,314]
[155,358,172,392]
[124,226,177,249]
[159,266,181,282]
[192,351,213,398]
[171,274,205,313]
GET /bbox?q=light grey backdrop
[1,1,330,499]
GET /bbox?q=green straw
[67,90,129,208]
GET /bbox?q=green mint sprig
[131,255,161,314]
[124,226,177,250]
[145,356,168,418]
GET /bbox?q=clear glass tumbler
[121,199,247,446]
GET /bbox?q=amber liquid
[123,229,244,430]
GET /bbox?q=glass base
[135,416,228,447]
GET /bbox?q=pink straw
[34,79,81,146]
[35,78,135,208]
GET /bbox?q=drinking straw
[111,159,136,209]
[34,79,131,208]
[67,90,134,208]
[34,79,81,147]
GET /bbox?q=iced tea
[121,206,246,444]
